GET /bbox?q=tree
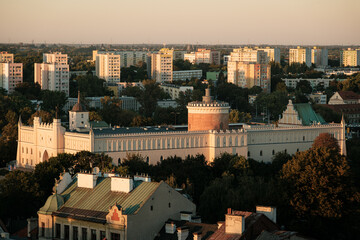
[15,82,41,100]
[229,109,240,123]
[72,74,112,97]
[40,90,67,116]
[312,104,341,123]
[89,111,102,121]
[120,153,150,175]
[28,110,53,125]
[312,133,340,153]
[281,147,359,219]
[296,80,312,94]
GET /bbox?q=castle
[16,90,346,168]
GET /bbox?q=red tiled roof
[337,91,360,100]
[324,104,360,114]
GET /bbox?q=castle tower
[187,88,230,131]
[69,91,89,131]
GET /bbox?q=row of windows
[248,148,300,157]
[45,223,110,240]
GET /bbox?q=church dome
[71,91,87,112]
[38,193,64,215]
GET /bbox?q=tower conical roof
[71,91,87,112]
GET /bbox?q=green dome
[38,194,64,215]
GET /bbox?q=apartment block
[195,49,220,65]
[229,47,269,64]
[0,63,23,93]
[227,62,271,92]
[256,47,281,63]
[283,78,334,89]
[173,50,187,60]
[160,83,193,100]
[43,52,68,65]
[289,46,311,67]
[172,70,202,81]
[150,48,173,83]
[311,47,328,67]
[94,50,148,67]
[340,48,360,67]
[184,53,196,64]
[0,52,14,63]
[95,53,121,83]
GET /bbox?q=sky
[1,0,359,45]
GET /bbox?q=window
[260,150,263,156]
[91,229,96,240]
[111,233,120,240]
[150,205,153,211]
[41,222,45,237]
[100,231,106,240]
[168,202,171,208]
[73,226,79,240]
[247,151,250,157]
[82,228,87,240]
[55,223,61,239]
[272,150,275,155]
[297,148,299,152]
[64,225,70,240]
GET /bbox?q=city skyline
[1,0,360,45]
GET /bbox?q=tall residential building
[0,52,23,93]
[93,50,148,67]
[95,53,121,83]
[289,46,311,67]
[195,49,220,65]
[227,61,271,92]
[0,52,14,63]
[34,52,69,95]
[340,48,360,67]
[229,47,269,64]
[150,48,173,83]
[255,47,281,63]
[173,50,187,60]
[311,47,328,67]
[0,63,23,93]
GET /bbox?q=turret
[69,91,89,131]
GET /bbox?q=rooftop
[293,103,326,126]
[337,91,360,100]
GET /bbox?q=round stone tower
[187,88,230,131]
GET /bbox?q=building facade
[93,50,148,67]
[172,70,202,81]
[229,48,269,64]
[38,172,196,240]
[184,53,196,64]
[16,91,346,169]
[289,46,311,67]
[340,48,360,67]
[311,47,328,67]
[282,78,333,89]
[256,47,281,63]
[150,48,173,83]
[95,53,121,83]
[227,62,271,92]
[0,62,23,93]
[160,84,193,100]
[195,49,220,65]
[0,52,14,63]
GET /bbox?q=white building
[309,93,327,104]
[34,52,69,95]
[160,84,194,100]
[0,62,23,94]
[16,93,346,169]
[95,53,121,83]
[195,49,220,65]
[256,47,281,63]
[157,100,178,108]
[289,46,311,67]
[93,50,148,67]
[184,53,196,64]
[172,70,202,81]
[150,48,173,83]
[229,48,269,64]
[340,48,360,67]
[311,47,328,67]
[282,78,333,89]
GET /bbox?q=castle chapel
[16,90,346,168]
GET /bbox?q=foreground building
[34,52,69,96]
[38,172,195,240]
[16,90,345,169]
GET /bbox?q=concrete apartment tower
[150,48,173,83]
[289,46,311,67]
[95,53,121,83]
[0,52,23,94]
[187,88,230,131]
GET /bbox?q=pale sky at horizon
[1,0,359,45]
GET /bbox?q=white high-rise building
[34,52,69,95]
[95,53,121,83]
[311,47,328,67]
[229,47,269,64]
[93,50,148,67]
[150,48,173,83]
[0,63,23,93]
[195,49,221,65]
[184,53,196,64]
[289,46,311,67]
[340,48,360,67]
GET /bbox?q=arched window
[118,158,121,166]
[146,157,149,164]
[297,148,299,152]
[285,149,287,154]
[303,136,305,141]
[272,150,275,155]
[248,151,250,157]
[260,150,263,156]
[160,156,163,162]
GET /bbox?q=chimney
[165,221,176,234]
[193,231,202,240]
[180,211,192,221]
[56,172,73,194]
[256,206,277,223]
[177,226,189,240]
[225,212,245,235]
[78,173,98,188]
[134,174,151,182]
[111,176,134,193]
